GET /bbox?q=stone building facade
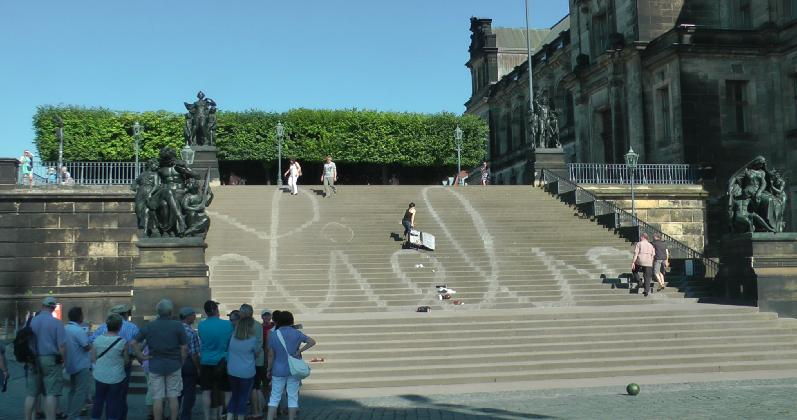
[466,0,797,229]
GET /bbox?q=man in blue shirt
[64,307,91,420]
[197,300,233,420]
[24,296,66,420]
[90,303,139,420]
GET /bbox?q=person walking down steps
[283,158,302,196]
[321,155,337,198]
[402,202,416,247]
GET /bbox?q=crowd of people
[18,297,316,420]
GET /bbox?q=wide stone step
[301,359,797,390]
[311,334,797,359]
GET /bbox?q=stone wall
[582,184,708,253]
[0,187,137,323]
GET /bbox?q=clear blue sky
[0,0,568,159]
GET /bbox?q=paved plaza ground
[2,357,797,420]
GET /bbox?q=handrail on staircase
[541,169,719,278]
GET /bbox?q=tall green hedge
[34,106,488,167]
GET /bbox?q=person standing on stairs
[321,155,337,198]
[632,233,656,297]
[651,233,669,292]
[402,202,416,247]
[283,158,301,195]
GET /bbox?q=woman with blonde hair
[226,304,260,419]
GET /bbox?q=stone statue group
[184,91,217,146]
[132,147,214,238]
[727,156,788,233]
[530,96,561,149]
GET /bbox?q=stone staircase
[200,185,797,391]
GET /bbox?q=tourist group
[16,297,316,420]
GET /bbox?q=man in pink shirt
[632,233,656,297]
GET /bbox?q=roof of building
[493,28,549,51]
[494,15,571,51]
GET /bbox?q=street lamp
[454,125,464,185]
[181,143,195,166]
[624,147,639,222]
[55,118,64,184]
[276,121,284,188]
[133,122,142,177]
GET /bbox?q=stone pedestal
[532,148,567,184]
[716,232,797,317]
[0,158,19,190]
[133,237,210,323]
[191,146,220,185]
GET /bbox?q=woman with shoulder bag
[91,314,128,420]
[266,311,316,420]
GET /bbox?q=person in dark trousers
[651,233,669,291]
[179,307,201,420]
[401,202,416,246]
[91,314,129,420]
[90,304,139,420]
[632,233,656,297]
[198,300,234,420]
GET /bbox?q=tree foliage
[34,106,487,167]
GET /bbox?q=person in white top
[283,159,302,195]
[92,313,129,420]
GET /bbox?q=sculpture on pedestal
[132,159,160,236]
[530,96,561,149]
[184,91,217,146]
[133,147,213,238]
[727,156,788,233]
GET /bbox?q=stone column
[716,233,797,318]
[0,158,19,189]
[190,146,221,185]
[132,237,211,323]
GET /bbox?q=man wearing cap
[24,297,67,420]
[179,307,201,420]
[198,300,233,420]
[90,303,139,420]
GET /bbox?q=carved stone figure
[530,96,561,149]
[181,176,214,237]
[136,147,212,238]
[132,159,160,236]
[184,91,217,146]
[727,156,788,233]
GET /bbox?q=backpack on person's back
[13,324,37,364]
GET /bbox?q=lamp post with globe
[276,121,285,188]
[624,147,639,223]
[454,125,464,185]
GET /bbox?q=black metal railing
[18,161,144,186]
[542,168,718,277]
[568,163,699,184]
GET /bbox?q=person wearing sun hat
[24,296,67,420]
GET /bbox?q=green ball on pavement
[626,383,640,396]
